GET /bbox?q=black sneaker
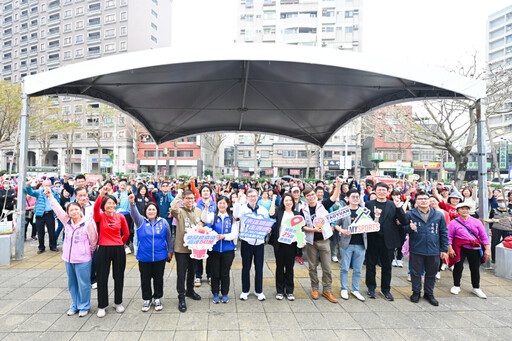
[380,291,394,301]
[50,248,58,252]
[37,249,45,254]
[410,292,420,303]
[185,291,201,301]
[424,294,439,306]
[367,289,376,299]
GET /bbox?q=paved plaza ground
[1,239,512,341]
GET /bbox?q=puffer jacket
[25,186,60,217]
[403,207,448,256]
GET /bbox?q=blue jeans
[65,260,92,313]
[55,220,65,242]
[340,244,365,292]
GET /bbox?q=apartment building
[0,0,172,173]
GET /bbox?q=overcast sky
[171,0,512,69]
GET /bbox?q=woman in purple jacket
[45,188,98,317]
[447,202,491,299]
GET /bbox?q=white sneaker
[276,293,284,300]
[392,259,398,267]
[141,300,152,312]
[194,277,202,287]
[450,286,461,295]
[239,292,249,301]
[397,260,404,267]
[113,303,125,313]
[154,299,163,311]
[407,274,411,282]
[332,256,339,263]
[441,263,448,271]
[340,290,349,300]
[436,272,441,280]
[255,292,266,301]
[78,311,88,317]
[97,308,106,318]
[67,309,77,316]
[125,247,131,255]
[91,282,97,289]
[351,291,365,301]
[472,288,487,299]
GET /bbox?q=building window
[75,48,83,57]
[345,26,353,33]
[40,43,45,51]
[76,7,84,15]
[120,11,127,21]
[345,10,354,18]
[76,34,83,43]
[120,0,127,6]
[64,9,72,18]
[261,150,270,158]
[120,41,127,50]
[63,36,72,46]
[40,56,45,64]
[151,22,157,30]
[243,150,251,158]
[64,23,71,32]
[104,43,115,53]
[323,151,333,159]
[151,35,157,43]
[120,26,127,36]
[75,104,83,113]
[297,150,308,158]
[105,28,115,38]
[76,21,83,29]
[104,132,112,138]
[282,150,296,158]
[105,14,115,23]
[322,8,335,17]
[150,9,157,18]
[105,0,116,8]
[152,0,158,5]
[177,150,194,157]
[40,29,45,38]
[63,50,71,60]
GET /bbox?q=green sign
[499,141,508,169]
[467,162,491,169]
[100,161,113,168]
[396,166,414,175]
[444,162,456,169]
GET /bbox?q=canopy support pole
[476,99,489,227]
[15,81,30,260]
[155,144,159,178]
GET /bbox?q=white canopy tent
[14,44,488,259]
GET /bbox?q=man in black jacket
[364,182,409,301]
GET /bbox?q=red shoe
[297,256,304,265]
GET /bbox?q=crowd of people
[8,172,511,316]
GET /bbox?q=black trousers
[240,241,265,293]
[96,245,126,308]
[274,243,297,295]
[453,247,481,288]
[123,214,134,246]
[90,248,98,284]
[139,259,166,300]
[410,253,440,295]
[36,211,56,251]
[365,235,394,292]
[175,252,195,299]
[24,214,36,239]
[194,258,212,279]
[491,228,512,262]
[209,250,235,295]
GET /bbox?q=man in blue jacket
[152,182,175,235]
[403,191,448,306]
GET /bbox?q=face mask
[284,187,290,191]
[498,202,506,208]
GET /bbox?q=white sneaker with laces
[97,308,106,318]
[397,260,404,267]
[340,290,349,300]
[450,286,461,295]
[142,300,152,312]
[436,272,441,280]
[91,282,97,289]
[332,256,339,263]
[239,292,249,301]
[407,273,411,282]
[67,309,77,316]
[255,292,266,301]
[392,259,398,267]
[276,293,284,300]
[351,291,366,301]
[78,311,88,317]
[125,246,131,255]
[194,277,202,287]
[154,299,163,311]
[472,288,487,299]
[113,303,125,313]
[441,263,448,271]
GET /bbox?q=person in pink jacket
[45,188,98,317]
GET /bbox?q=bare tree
[252,133,263,179]
[304,143,318,178]
[202,133,227,179]
[0,81,22,148]
[85,104,115,173]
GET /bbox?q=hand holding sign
[278,216,306,247]
[183,224,218,260]
[239,214,275,240]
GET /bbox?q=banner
[289,169,300,175]
[347,207,380,234]
[100,161,113,168]
[278,216,306,247]
[396,166,414,175]
[239,214,275,240]
[183,224,218,260]
[324,206,351,223]
[241,172,250,177]
[126,163,138,170]
[86,174,103,183]
[265,169,274,175]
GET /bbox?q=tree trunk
[453,153,469,188]
[212,149,218,180]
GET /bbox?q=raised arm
[128,194,144,228]
[45,188,70,225]
[329,177,343,202]
[170,189,183,218]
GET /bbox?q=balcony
[3,57,11,63]
[20,39,29,47]
[30,10,38,18]
[280,17,317,28]
[2,69,12,75]
[21,0,29,9]
[48,1,61,13]
[47,58,60,66]
[2,44,12,51]
[30,49,37,56]
[48,44,60,53]
[281,32,316,44]
[262,33,276,42]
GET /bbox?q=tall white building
[230,0,362,178]
[487,4,512,70]
[237,0,362,51]
[0,0,172,173]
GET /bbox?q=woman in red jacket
[94,186,130,318]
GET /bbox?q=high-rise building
[231,0,363,178]
[237,0,362,51]
[0,0,172,173]
[487,4,512,70]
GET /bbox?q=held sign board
[278,216,306,247]
[289,169,301,175]
[311,206,351,240]
[347,207,380,234]
[239,214,275,240]
[183,224,218,260]
[396,166,414,175]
